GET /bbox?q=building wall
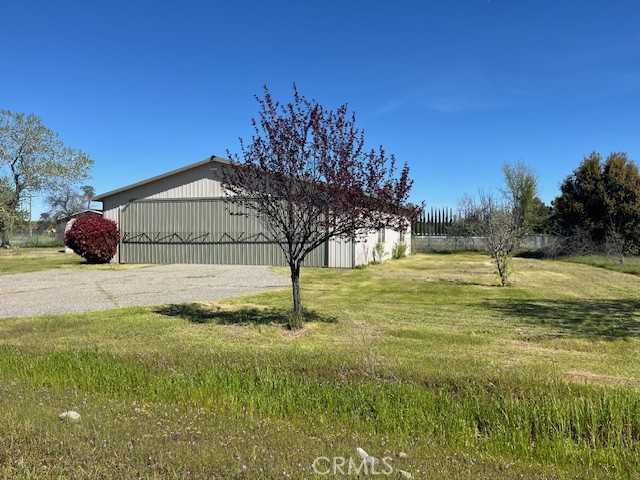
[116,198,337,267]
[55,222,66,244]
[327,237,354,268]
[100,159,408,268]
[353,224,412,266]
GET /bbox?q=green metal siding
[119,199,330,267]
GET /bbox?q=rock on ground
[59,411,81,422]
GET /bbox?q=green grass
[561,254,640,276]
[0,247,149,275]
[0,247,84,274]
[1,252,640,478]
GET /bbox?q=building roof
[93,155,229,201]
[56,209,103,223]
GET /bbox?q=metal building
[94,156,410,268]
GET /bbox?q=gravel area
[0,264,289,318]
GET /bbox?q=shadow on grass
[417,250,482,255]
[490,299,640,340]
[514,250,547,259]
[439,278,495,287]
[154,303,337,327]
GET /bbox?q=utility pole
[28,195,33,236]
[21,194,34,236]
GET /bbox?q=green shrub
[372,241,386,263]
[391,240,408,259]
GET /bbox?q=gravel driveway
[0,265,289,318]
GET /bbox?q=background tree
[81,185,95,209]
[46,184,96,221]
[527,197,553,234]
[601,153,640,263]
[37,212,55,234]
[552,152,606,248]
[0,177,25,243]
[501,161,538,234]
[225,86,418,327]
[552,152,640,259]
[460,161,539,286]
[0,110,93,246]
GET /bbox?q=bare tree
[225,85,418,326]
[46,184,96,221]
[604,218,636,266]
[460,162,538,287]
[460,192,518,286]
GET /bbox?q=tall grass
[1,347,639,474]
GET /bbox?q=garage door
[119,199,328,266]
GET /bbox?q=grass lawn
[0,247,148,275]
[1,252,640,478]
[0,247,85,274]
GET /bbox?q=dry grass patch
[565,370,640,388]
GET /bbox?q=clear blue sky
[2,0,640,218]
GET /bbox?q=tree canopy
[501,161,538,234]
[0,109,93,245]
[225,85,418,325]
[552,151,640,257]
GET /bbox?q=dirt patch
[564,370,640,388]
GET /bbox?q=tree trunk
[495,250,508,287]
[0,230,9,248]
[1,193,21,248]
[290,263,302,329]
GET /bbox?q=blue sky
[2,0,640,218]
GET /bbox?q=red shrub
[64,215,119,264]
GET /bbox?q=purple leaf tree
[225,85,419,327]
